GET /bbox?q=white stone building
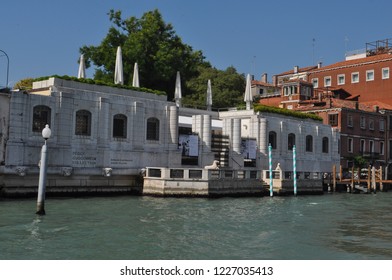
[0,77,340,196]
[0,77,183,195]
[219,109,340,174]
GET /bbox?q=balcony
[360,151,380,159]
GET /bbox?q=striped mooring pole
[293,145,297,196]
[268,144,273,197]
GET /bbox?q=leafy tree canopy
[80,9,209,100]
[183,65,245,109]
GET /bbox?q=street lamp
[36,124,51,215]
[0,49,9,89]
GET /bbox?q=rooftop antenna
[345,36,349,56]
[251,55,256,76]
[312,38,316,65]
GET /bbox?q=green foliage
[183,65,245,109]
[353,155,368,168]
[254,104,323,121]
[13,78,34,90]
[80,9,206,100]
[31,75,166,95]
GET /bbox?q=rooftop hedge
[32,75,167,96]
[253,104,323,122]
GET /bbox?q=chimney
[355,101,359,110]
[272,75,277,86]
[374,105,379,112]
[261,73,268,83]
[294,66,299,74]
[318,62,322,68]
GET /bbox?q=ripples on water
[1,193,392,260]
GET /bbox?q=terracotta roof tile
[310,53,392,73]
[251,80,276,87]
[276,65,319,76]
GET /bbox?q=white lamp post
[36,124,51,215]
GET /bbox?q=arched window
[113,114,127,138]
[146,117,159,141]
[268,131,277,149]
[306,135,313,152]
[322,137,329,153]
[288,133,296,150]
[32,105,51,132]
[75,110,91,136]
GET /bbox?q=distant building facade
[258,39,392,173]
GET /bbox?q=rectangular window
[382,67,390,79]
[348,138,353,153]
[312,78,319,88]
[380,141,385,155]
[360,139,365,153]
[75,110,91,136]
[324,76,331,87]
[347,114,353,127]
[369,140,374,153]
[369,119,374,130]
[328,114,338,126]
[366,70,374,81]
[351,72,359,83]
[337,74,345,85]
[306,135,313,152]
[113,114,127,138]
[33,106,51,132]
[360,116,366,129]
[380,119,385,131]
[146,118,160,141]
[390,140,392,158]
[389,116,392,130]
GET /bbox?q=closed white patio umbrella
[132,62,140,87]
[206,79,212,110]
[244,73,253,110]
[78,54,86,79]
[174,71,182,107]
[114,46,124,85]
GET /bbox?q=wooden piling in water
[351,166,354,193]
[339,165,343,183]
[332,165,336,192]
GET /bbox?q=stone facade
[219,110,340,174]
[0,77,340,196]
[0,78,182,195]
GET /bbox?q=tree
[13,78,34,90]
[80,9,206,100]
[183,65,245,109]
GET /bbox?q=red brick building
[307,38,392,105]
[258,38,392,173]
[296,99,392,170]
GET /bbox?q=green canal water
[1,193,392,260]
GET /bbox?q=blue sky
[1,0,392,88]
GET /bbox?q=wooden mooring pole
[371,166,376,194]
[367,166,371,193]
[350,166,354,193]
[332,165,336,192]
